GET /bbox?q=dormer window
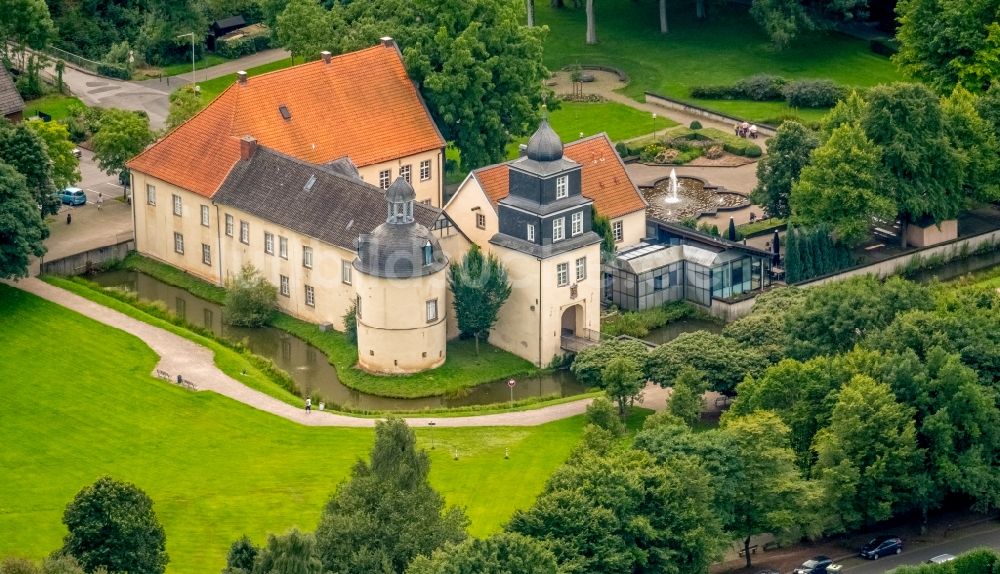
[556,175,569,199]
[422,241,433,266]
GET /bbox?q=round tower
[353,178,449,373]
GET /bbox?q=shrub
[224,263,277,327]
[96,62,131,80]
[783,79,845,108]
[689,120,702,130]
[215,33,272,59]
[343,299,358,343]
[705,144,724,159]
[690,85,742,99]
[585,396,626,436]
[735,74,787,101]
[614,141,629,157]
[640,142,665,162]
[655,148,680,163]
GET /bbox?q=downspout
[213,202,223,285]
[438,147,444,207]
[129,172,137,252]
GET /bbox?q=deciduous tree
[448,244,511,354]
[812,375,921,533]
[791,123,894,246]
[92,108,153,177]
[223,535,259,574]
[0,162,48,279]
[667,367,706,426]
[406,533,558,574]
[647,331,768,395]
[274,0,336,61]
[315,418,467,574]
[601,355,645,418]
[25,118,80,192]
[0,121,59,215]
[941,86,1000,203]
[166,85,203,130]
[224,263,278,327]
[752,121,818,218]
[61,476,168,574]
[252,530,322,574]
[570,338,650,387]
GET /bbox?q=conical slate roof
[386,176,415,203]
[525,120,563,162]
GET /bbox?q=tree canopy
[25,119,81,193]
[752,120,819,219]
[91,109,154,176]
[406,533,559,574]
[0,161,48,279]
[647,331,768,395]
[167,85,204,131]
[571,338,650,388]
[0,121,60,216]
[314,418,467,574]
[61,476,168,574]
[448,244,512,353]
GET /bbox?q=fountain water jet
[665,168,681,204]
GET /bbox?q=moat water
[92,270,587,411]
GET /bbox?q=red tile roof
[473,133,646,219]
[128,43,444,198]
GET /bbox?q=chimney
[240,135,257,161]
[236,70,247,85]
[380,36,395,48]
[320,51,331,64]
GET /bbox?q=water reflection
[641,318,724,345]
[92,270,586,411]
[905,250,1000,284]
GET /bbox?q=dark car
[860,535,903,559]
[793,556,833,574]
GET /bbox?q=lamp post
[176,32,196,88]
[428,421,436,449]
[652,112,657,136]
[508,378,516,409]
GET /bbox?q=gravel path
[11,277,603,428]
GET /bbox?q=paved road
[838,524,1000,574]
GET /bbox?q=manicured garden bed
[536,0,904,123]
[0,284,585,573]
[115,254,542,399]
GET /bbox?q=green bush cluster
[689,120,702,129]
[96,62,131,80]
[697,127,763,157]
[215,34,272,59]
[783,225,856,283]
[691,74,846,108]
[602,302,709,338]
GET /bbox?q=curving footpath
[12,277,605,428]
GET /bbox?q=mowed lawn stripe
[0,286,583,573]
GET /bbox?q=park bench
[738,545,759,558]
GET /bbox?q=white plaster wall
[357,148,444,207]
[613,209,648,248]
[443,177,499,252]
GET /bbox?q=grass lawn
[23,94,83,122]
[537,0,905,123]
[195,58,298,104]
[161,53,231,77]
[0,284,585,573]
[116,254,542,399]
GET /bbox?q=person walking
[305,397,311,413]
[66,211,72,225]
[96,192,104,211]
[749,124,758,139]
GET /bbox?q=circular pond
[642,175,749,221]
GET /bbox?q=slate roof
[473,133,647,219]
[213,146,440,252]
[128,42,445,198]
[0,68,25,118]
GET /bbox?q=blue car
[59,187,87,206]
[860,535,903,559]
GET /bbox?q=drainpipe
[538,257,543,367]
[130,172,138,252]
[213,202,223,285]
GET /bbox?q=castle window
[400,164,412,183]
[526,223,535,242]
[173,232,184,254]
[200,205,210,227]
[576,256,587,281]
[571,211,583,236]
[225,214,233,236]
[379,169,391,189]
[240,221,250,244]
[264,232,274,255]
[305,285,315,307]
[426,299,438,322]
[279,236,288,259]
[556,175,569,199]
[342,260,352,285]
[303,246,313,268]
[420,159,432,181]
[146,184,156,205]
[201,243,211,265]
[422,241,433,266]
[280,275,290,297]
[172,194,182,216]
[553,217,565,242]
[556,262,569,287]
[612,220,624,242]
[476,212,486,229]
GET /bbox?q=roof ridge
[236,44,387,83]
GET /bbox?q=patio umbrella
[727,217,737,242]
[771,229,781,267]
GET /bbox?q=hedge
[216,34,271,59]
[96,62,131,80]
[691,74,847,109]
[782,79,846,108]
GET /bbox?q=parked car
[58,187,87,206]
[927,554,956,564]
[860,535,903,559]
[792,556,833,574]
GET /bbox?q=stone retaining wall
[40,240,135,276]
[644,91,778,135]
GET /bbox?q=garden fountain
[641,173,749,221]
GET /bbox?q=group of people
[734,121,758,139]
